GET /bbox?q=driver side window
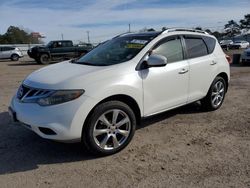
[153,37,184,63]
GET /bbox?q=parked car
[27,40,93,64]
[0,46,23,61]
[241,48,250,65]
[9,28,230,155]
[219,40,233,50]
[230,41,249,49]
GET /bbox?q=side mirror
[146,54,167,68]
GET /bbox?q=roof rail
[162,28,208,35]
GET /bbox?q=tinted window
[203,36,216,54]
[153,38,184,63]
[185,37,208,59]
[62,41,72,47]
[57,42,62,47]
[1,47,14,51]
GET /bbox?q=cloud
[0,0,249,43]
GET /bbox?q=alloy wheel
[93,109,131,150]
[211,80,225,108]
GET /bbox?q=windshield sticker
[126,43,144,49]
[130,39,148,44]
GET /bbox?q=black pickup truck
[27,40,93,64]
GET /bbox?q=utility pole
[87,31,90,43]
[128,23,131,32]
[61,33,64,40]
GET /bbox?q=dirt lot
[0,56,250,188]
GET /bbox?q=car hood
[23,61,127,90]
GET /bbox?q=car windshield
[46,41,53,47]
[75,34,156,66]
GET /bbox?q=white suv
[0,46,23,61]
[9,29,230,155]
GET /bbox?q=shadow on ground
[0,102,203,175]
[8,61,40,66]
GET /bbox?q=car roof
[120,31,162,38]
[120,28,211,39]
[50,40,72,42]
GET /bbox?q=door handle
[179,68,189,74]
[210,60,217,65]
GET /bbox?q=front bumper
[9,94,96,142]
[27,50,36,59]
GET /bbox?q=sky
[0,0,249,43]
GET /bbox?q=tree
[224,20,241,39]
[240,14,250,29]
[194,27,202,31]
[139,27,155,32]
[0,26,41,44]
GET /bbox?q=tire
[35,58,42,64]
[201,76,226,111]
[39,54,50,64]
[82,101,136,156]
[11,54,19,61]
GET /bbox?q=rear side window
[62,41,72,47]
[203,36,216,54]
[1,47,15,51]
[185,37,208,59]
[153,38,184,63]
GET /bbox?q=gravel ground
[0,56,249,188]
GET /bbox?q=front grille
[17,84,54,103]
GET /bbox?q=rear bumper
[242,58,250,63]
[241,54,250,63]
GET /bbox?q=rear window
[185,37,208,59]
[203,36,216,54]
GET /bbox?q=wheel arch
[216,72,229,92]
[39,52,51,58]
[83,94,142,130]
[11,53,20,57]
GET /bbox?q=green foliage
[224,20,241,37]
[240,14,250,29]
[0,26,41,44]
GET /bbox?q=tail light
[225,54,232,64]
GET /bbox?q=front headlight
[37,90,84,106]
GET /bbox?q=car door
[183,35,218,102]
[49,41,62,58]
[141,36,189,116]
[61,41,75,58]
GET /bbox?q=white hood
[23,61,130,90]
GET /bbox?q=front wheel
[11,54,19,61]
[39,54,50,64]
[82,101,136,156]
[201,76,226,111]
